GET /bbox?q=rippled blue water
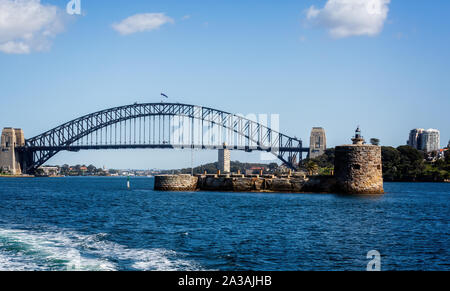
[0,177,448,271]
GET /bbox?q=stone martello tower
[334,127,384,194]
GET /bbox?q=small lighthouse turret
[352,126,365,145]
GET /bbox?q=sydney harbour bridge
[1,102,310,174]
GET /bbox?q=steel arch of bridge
[17,103,308,173]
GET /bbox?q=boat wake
[0,228,200,271]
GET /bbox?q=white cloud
[181,15,191,21]
[112,13,174,35]
[306,0,391,38]
[0,0,66,54]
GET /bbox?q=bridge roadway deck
[17,144,310,153]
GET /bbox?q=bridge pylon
[0,128,30,175]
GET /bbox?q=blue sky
[0,0,449,169]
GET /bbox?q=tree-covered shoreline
[302,146,450,182]
[381,146,449,182]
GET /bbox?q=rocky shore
[0,174,34,178]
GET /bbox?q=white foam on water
[68,232,201,271]
[0,228,201,271]
[0,251,40,271]
[0,228,115,271]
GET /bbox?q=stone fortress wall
[155,173,337,193]
[155,127,384,195]
[334,145,384,194]
[154,174,199,191]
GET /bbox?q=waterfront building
[38,166,60,177]
[309,127,327,159]
[407,128,425,150]
[420,129,440,153]
[407,128,440,153]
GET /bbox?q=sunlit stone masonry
[334,127,384,195]
[155,127,384,195]
[154,174,199,191]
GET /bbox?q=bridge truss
[17,103,308,173]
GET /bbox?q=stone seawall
[154,142,384,195]
[155,174,338,194]
[198,175,337,193]
[154,175,199,191]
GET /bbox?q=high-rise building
[309,127,327,159]
[218,143,231,173]
[407,128,424,149]
[420,129,440,153]
[407,128,440,153]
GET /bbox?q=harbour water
[0,177,448,271]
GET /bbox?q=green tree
[35,168,45,177]
[268,163,279,171]
[87,164,96,174]
[305,149,335,168]
[61,164,69,174]
[396,146,425,181]
[381,147,401,181]
[370,138,380,146]
[305,161,319,175]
